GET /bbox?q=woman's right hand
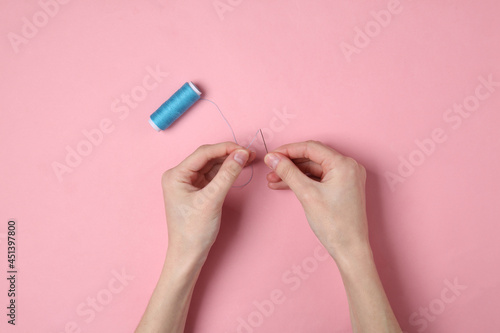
[264,141,370,262]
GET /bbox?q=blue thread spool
[149,82,202,131]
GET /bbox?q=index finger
[180,142,244,172]
[271,140,344,172]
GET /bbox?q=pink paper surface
[1,0,499,332]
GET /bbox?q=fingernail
[265,153,280,170]
[234,150,249,166]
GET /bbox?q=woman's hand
[264,140,368,262]
[136,142,255,333]
[264,141,401,333]
[161,142,255,262]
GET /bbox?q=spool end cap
[149,117,162,131]
[188,82,202,96]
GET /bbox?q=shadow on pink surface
[365,168,413,329]
[185,196,247,333]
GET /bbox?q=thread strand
[199,98,260,188]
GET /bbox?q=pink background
[1,0,499,332]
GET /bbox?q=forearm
[334,244,401,333]
[135,247,205,333]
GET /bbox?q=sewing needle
[259,129,268,154]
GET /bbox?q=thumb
[264,153,310,194]
[207,149,250,200]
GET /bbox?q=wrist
[164,243,209,277]
[329,241,374,273]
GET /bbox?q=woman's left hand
[161,142,255,261]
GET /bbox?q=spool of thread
[149,82,202,131]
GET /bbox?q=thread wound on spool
[149,82,202,131]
